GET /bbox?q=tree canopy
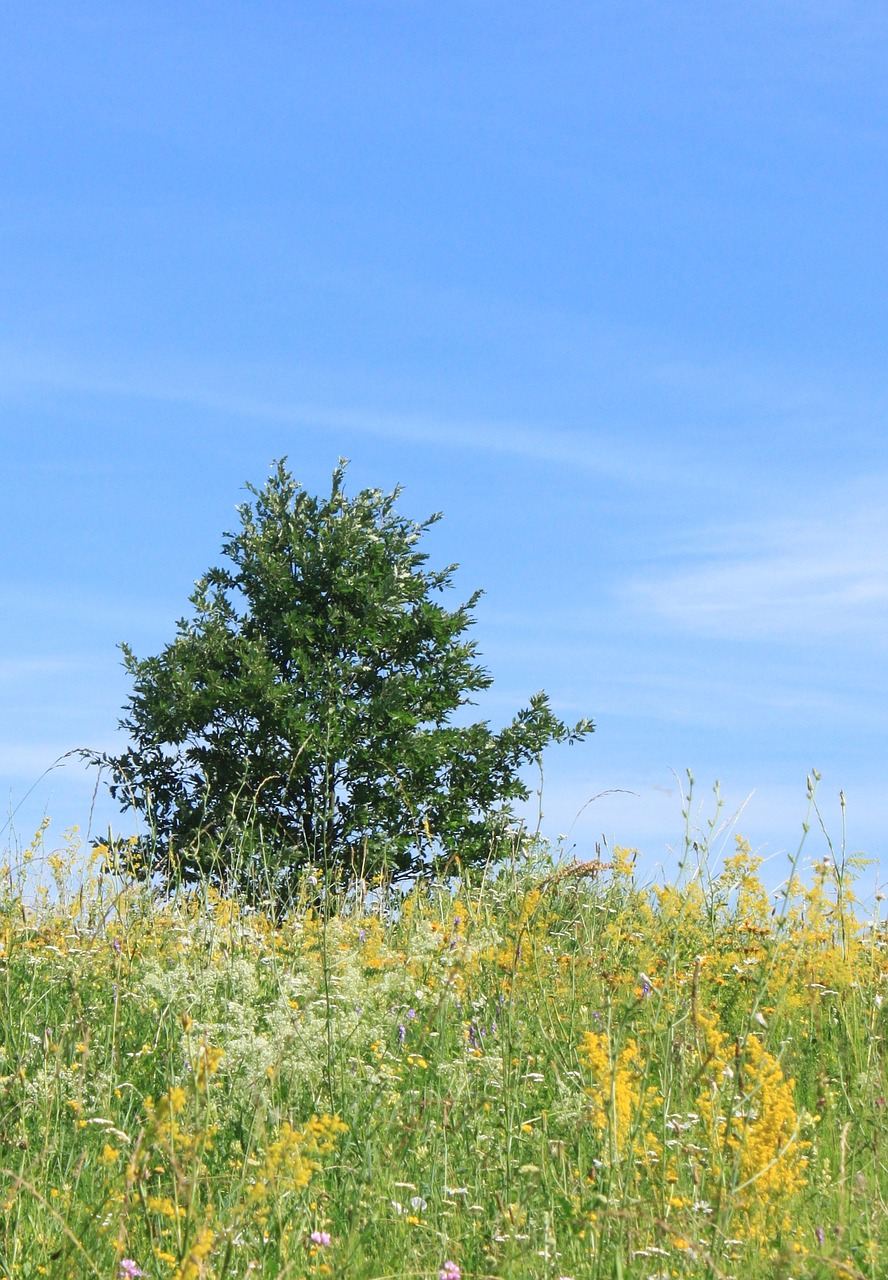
[101,461,592,898]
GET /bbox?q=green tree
[99,461,592,897]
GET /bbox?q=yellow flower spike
[172,1226,214,1280]
[195,1042,224,1091]
[147,1195,188,1220]
[150,1085,187,1124]
[693,1010,809,1238]
[579,1031,662,1168]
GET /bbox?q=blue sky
[2,2,887,891]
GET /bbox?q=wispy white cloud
[231,398,669,484]
[0,346,683,485]
[0,743,92,779]
[0,657,89,681]
[0,584,177,633]
[624,490,888,643]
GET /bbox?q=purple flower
[310,1230,332,1247]
[119,1262,145,1279]
[398,1024,407,1045]
[439,1263,460,1280]
[815,1226,825,1246]
[406,1008,416,1020]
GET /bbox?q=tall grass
[1,791,885,1280]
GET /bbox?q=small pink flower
[439,1263,460,1280]
[119,1263,146,1280]
[310,1231,332,1247]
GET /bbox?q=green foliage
[99,461,591,895]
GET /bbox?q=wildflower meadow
[2,778,886,1280]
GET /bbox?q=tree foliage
[101,461,592,896]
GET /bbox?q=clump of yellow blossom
[579,1031,661,1165]
[694,1009,809,1237]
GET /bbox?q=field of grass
[2,792,886,1280]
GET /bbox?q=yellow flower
[172,1227,214,1280]
[579,1031,661,1165]
[147,1195,185,1220]
[195,1042,224,1091]
[695,1010,808,1237]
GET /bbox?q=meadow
[1,781,885,1280]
